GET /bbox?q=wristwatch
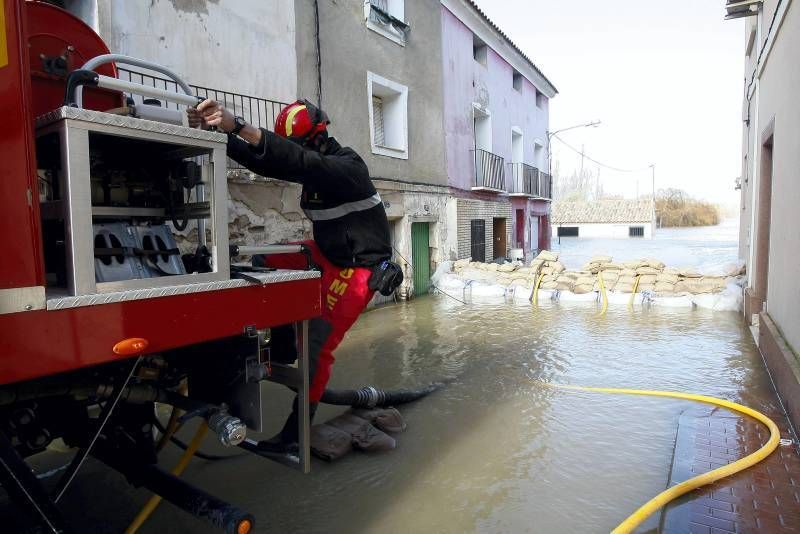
[230,115,246,136]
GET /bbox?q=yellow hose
[532,272,545,306]
[544,383,780,534]
[125,422,210,534]
[598,271,608,315]
[628,275,641,309]
[155,380,188,452]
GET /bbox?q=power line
[551,133,650,174]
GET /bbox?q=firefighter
[190,99,402,452]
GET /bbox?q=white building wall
[94,0,297,101]
[551,222,653,239]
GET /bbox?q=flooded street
[21,223,792,533]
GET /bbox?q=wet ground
[10,221,799,533]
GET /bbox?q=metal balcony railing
[509,163,539,196]
[472,149,505,192]
[540,172,553,200]
[116,68,288,169]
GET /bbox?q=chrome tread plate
[35,107,228,143]
[46,270,320,310]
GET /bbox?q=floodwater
[16,221,789,533]
[553,218,740,270]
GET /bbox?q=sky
[472,0,745,206]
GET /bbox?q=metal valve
[207,411,247,447]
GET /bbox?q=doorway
[530,215,540,254]
[754,131,773,308]
[515,209,524,249]
[470,219,485,262]
[493,218,507,260]
[411,222,430,295]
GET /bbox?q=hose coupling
[207,411,246,447]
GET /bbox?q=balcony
[472,149,506,193]
[509,163,553,200]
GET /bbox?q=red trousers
[260,241,374,402]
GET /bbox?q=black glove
[368,260,404,296]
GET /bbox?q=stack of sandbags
[530,251,564,276]
[582,255,613,274]
[653,268,679,295]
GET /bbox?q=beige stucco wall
[739,1,800,353]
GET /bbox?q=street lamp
[546,120,601,178]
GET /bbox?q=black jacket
[227,130,392,268]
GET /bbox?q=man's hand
[193,99,235,132]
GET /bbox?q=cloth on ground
[352,407,407,433]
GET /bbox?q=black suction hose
[320,382,446,408]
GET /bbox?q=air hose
[628,275,641,309]
[544,383,781,534]
[320,382,445,408]
[532,272,545,306]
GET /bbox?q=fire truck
[0,1,320,532]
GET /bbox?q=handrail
[472,148,505,191]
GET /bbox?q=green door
[411,222,431,295]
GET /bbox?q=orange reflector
[112,337,149,356]
[238,519,252,534]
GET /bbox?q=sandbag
[617,275,636,286]
[310,424,353,461]
[555,281,574,291]
[663,267,680,276]
[550,261,566,273]
[540,266,554,275]
[601,270,620,280]
[638,283,655,293]
[654,282,676,294]
[497,263,517,273]
[636,266,661,275]
[620,268,637,277]
[535,250,559,262]
[351,407,407,434]
[602,263,624,271]
[540,281,558,290]
[453,258,471,269]
[656,273,679,284]
[679,268,702,278]
[643,258,665,269]
[623,260,644,270]
[638,274,657,285]
[573,283,595,294]
[590,255,613,264]
[486,263,499,272]
[326,413,396,452]
[529,259,544,270]
[576,276,596,286]
[516,267,533,276]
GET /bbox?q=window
[472,104,491,152]
[473,34,487,66]
[512,70,523,92]
[368,72,408,159]
[365,0,409,46]
[557,226,579,237]
[629,226,645,237]
[535,88,547,109]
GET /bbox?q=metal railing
[510,163,539,196]
[117,68,288,169]
[540,172,552,200]
[472,149,505,191]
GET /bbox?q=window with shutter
[372,96,386,147]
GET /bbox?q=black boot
[257,398,318,454]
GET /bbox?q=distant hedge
[656,188,720,227]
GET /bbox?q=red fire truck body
[0,2,320,532]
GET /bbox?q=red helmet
[274,99,329,145]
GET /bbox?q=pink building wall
[441,5,552,253]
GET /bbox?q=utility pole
[650,164,656,231]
